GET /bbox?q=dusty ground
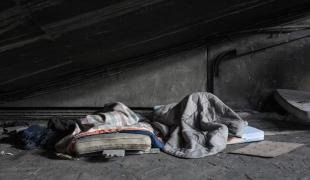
[1,117,310,180]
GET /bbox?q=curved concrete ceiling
[1,0,310,101]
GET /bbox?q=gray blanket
[153,92,247,158]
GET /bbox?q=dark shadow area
[0,134,23,149]
[259,94,287,113]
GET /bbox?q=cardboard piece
[230,140,304,158]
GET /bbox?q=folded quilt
[55,102,159,154]
[72,133,152,155]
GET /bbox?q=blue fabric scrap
[20,125,61,150]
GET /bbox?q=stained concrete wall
[209,24,310,110]
[0,47,208,107]
[2,23,310,110]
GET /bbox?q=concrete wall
[2,22,310,111]
[209,25,310,110]
[0,47,208,107]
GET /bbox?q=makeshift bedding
[55,102,157,154]
[54,92,247,158]
[153,92,248,158]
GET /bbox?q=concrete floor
[1,117,310,180]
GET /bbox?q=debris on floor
[55,153,74,160]
[4,126,28,134]
[230,140,304,158]
[0,150,14,156]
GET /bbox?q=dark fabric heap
[19,125,57,150]
[19,117,91,150]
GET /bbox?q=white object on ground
[227,126,264,145]
[0,150,14,156]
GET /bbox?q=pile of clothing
[15,92,248,159]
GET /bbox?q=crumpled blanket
[153,92,248,158]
